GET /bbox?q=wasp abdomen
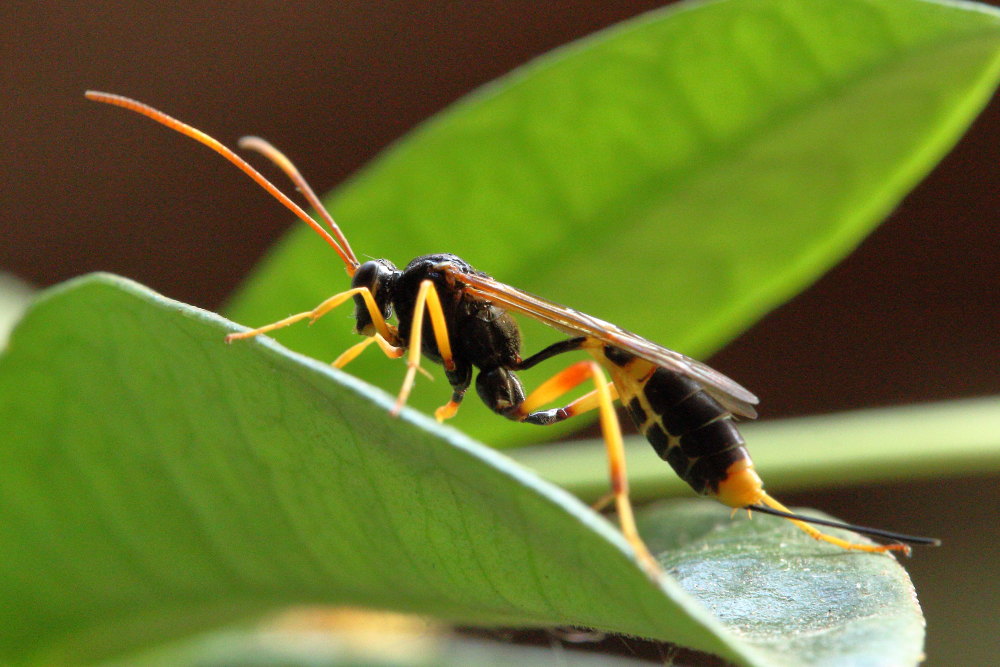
[606,348,752,497]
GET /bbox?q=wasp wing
[454,270,759,419]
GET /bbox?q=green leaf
[224,0,1000,446]
[639,501,926,667]
[0,275,925,666]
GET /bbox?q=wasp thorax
[351,259,398,335]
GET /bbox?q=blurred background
[2,1,997,664]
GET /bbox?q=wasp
[86,91,938,577]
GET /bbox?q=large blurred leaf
[225,0,1000,445]
[0,275,925,666]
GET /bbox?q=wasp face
[350,259,398,336]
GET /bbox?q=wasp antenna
[84,91,356,272]
[238,136,359,272]
[747,503,940,547]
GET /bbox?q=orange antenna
[84,91,360,275]
[238,136,358,268]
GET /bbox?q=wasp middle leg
[478,342,661,577]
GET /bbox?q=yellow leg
[555,382,619,418]
[586,361,662,578]
[512,359,659,576]
[333,333,404,368]
[591,491,615,513]
[392,280,456,416]
[513,359,618,419]
[333,333,433,383]
[225,286,396,344]
[434,400,462,422]
[759,493,911,555]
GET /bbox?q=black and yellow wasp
[86,92,936,577]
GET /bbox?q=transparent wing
[453,269,759,419]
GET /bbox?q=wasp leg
[509,336,623,422]
[515,367,618,424]
[393,279,456,416]
[488,360,659,577]
[225,286,396,344]
[759,493,911,555]
[569,362,661,577]
[332,333,411,368]
[513,337,588,371]
[590,491,615,513]
[334,335,432,382]
[434,362,472,422]
[434,396,463,422]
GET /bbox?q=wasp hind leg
[511,361,619,425]
[483,360,660,578]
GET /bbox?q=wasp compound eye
[351,259,397,334]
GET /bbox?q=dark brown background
[2,1,997,664]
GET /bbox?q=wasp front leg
[225,286,397,345]
[393,279,458,417]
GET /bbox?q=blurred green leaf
[0,275,925,666]
[225,0,1000,445]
